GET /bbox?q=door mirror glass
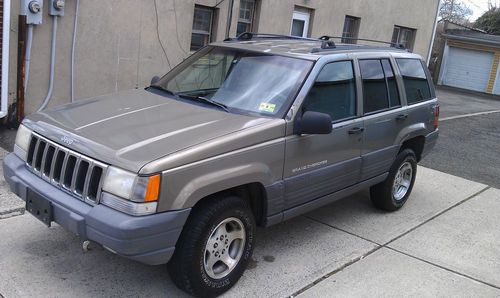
[296,111,332,135]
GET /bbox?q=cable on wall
[154,0,171,69]
[173,0,188,55]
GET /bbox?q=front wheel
[168,196,255,297]
[370,149,417,211]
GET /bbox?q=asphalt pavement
[421,88,500,189]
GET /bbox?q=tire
[168,196,256,297]
[370,149,417,211]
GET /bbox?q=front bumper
[3,153,190,265]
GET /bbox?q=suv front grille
[26,133,108,204]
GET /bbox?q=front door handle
[396,114,409,121]
[348,127,365,135]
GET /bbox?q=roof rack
[319,35,407,50]
[222,32,407,54]
[224,32,320,42]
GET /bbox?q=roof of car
[212,34,414,61]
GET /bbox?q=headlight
[102,166,137,199]
[14,124,33,161]
[102,166,161,216]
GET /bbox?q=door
[443,47,493,93]
[360,59,407,181]
[284,61,363,209]
[291,10,310,37]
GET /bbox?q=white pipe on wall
[37,16,59,112]
[71,0,80,103]
[24,25,34,92]
[0,0,11,118]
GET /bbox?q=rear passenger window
[396,58,432,104]
[360,59,401,114]
[303,61,356,122]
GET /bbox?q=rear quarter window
[396,58,432,104]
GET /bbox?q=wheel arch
[400,135,426,162]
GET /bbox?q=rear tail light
[433,104,440,130]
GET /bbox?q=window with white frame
[291,10,311,38]
[237,0,256,35]
[391,25,416,51]
[191,6,215,51]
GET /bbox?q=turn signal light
[144,175,161,202]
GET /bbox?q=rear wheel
[370,149,417,211]
[168,196,255,297]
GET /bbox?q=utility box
[21,0,43,25]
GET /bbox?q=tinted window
[396,59,432,104]
[303,61,356,122]
[382,59,401,107]
[360,60,389,113]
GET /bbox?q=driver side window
[303,61,357,122]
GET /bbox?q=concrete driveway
[1,147,499,297]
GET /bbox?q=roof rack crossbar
[319,35,406,50]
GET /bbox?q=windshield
[153,46,313,117]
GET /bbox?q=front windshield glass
[154,46,313,117]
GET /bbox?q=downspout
[427,0,442,66]
[16,15,27,122]
[225,0,234,39]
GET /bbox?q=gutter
[427,0,441,65]
[442,34,500,48]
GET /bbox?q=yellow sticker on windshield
[259,103,276,113]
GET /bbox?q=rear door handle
[396,114,409,121]
[348,127,364,135]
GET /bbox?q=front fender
[157,138,285,212]
[170,163,274,210]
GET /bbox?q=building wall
[7,0,439,116]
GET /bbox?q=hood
[25,89,281,172]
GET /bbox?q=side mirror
[150,76,161,85]
[295,111,332,135]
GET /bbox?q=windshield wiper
[178,94,230,113]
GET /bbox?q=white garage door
[443,47,493,92]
